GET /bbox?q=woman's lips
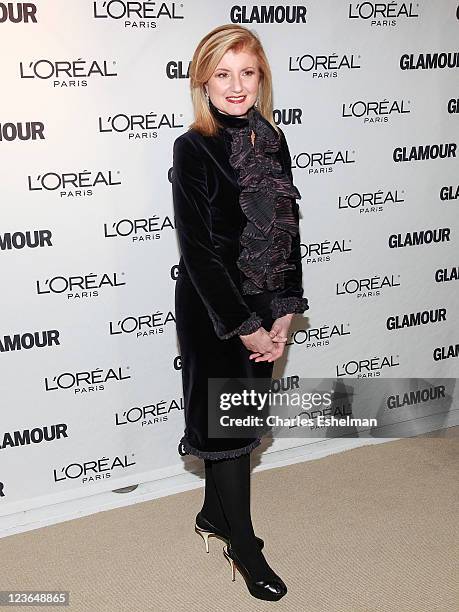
[226,95,247,104]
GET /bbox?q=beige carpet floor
[2,429,458,612]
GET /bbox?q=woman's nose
[230,76,243,92]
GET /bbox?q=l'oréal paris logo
[292,148,355,174]
[93,1,184,29]
[28,169,121,198]
[336,274,401,299]
[108,310,176,338]
[287,322,351,350]
[342,98,411,123]
[53,453,136,484]
[44,365,131,394]
[98,111,183,140]
[302,238,352,264]
[115,396,184,427]
[338,188,405,214]
[348,2,419,27]
[336,354,400,378]
[19,58,117,88]
[103,216,175,242]
[36,272,126,300]
[230,5,307,23]
[288,53,361,78]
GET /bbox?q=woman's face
[205,48,260,117]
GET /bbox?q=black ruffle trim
[178,436,262,460]
[271,296,310,319]
[219,311,263,339]
[223,107,302,296]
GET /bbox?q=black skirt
[175,268,275,461]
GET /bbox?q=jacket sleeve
[270,128,310,320]
[172,134,263,340]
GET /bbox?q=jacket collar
[208,97,254,129]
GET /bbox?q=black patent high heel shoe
[194,511,264,553]
[222,543,287,601]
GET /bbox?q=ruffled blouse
[208,99,308,333]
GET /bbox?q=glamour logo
[348,2,419,22]
[433,343,458,361]
[336,274,400,298]
[336,354,400,377]
[271,374,300,393]
[44,366,131,394]
[289,53,361,78]
[28,169,121,197]
[19,58,117,88]
[386,308,446,330]
[53,453,136,484]
[338,188,405,214]
[400,52,459,70]
[440,184,459,201]
[342,98,410,123]
[109,310,176,337]
[0,121,44,141]
[104,216,175,241]
[230,4,307,23]
[0,330,60,353]
[303,238,352,264]
[293,148,355,174]
[387,385,446,409]
[93,1,183,28]
[287,322,351,349]
[0,229,52,250]
[36,272,126,299]
[388,227,450,248]
[435,266,459,283]
[98,111,183,139]
[115,396,184,427]
[0,2,36,22]
[393,143,456,162]
[166,60,190,79]
[0,424,68,451]
[448,98,459,113]
[273,108,302,126]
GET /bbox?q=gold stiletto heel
[223,545,236,581]
[194,524,213,553]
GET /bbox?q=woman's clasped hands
[239,313,293,362]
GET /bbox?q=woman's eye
[244,70,254,76]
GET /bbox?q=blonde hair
[188,24,279,137]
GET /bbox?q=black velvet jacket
[172,104,307,340]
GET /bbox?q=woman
[172,24,309,601]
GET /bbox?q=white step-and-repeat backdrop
[1,1,458,517]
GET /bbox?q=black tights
[201,453,277,580]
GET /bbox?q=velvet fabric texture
[172,101,308,460]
